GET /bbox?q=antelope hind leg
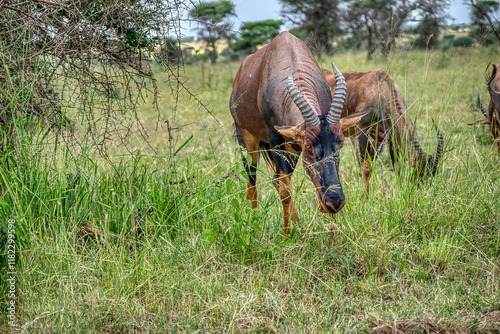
[240,128,260,209]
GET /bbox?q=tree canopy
[233,20,284,53]
[279,0,342,56]
[468,0,500,46]
[344,0,449,58]
[190,0,236,64]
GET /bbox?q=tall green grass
[1,46,500,332]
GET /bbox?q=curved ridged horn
[412,134,426,161]
[433,122,444,173]
[477,94,488,118]
[286,69,320,128]
[326,62,346,125]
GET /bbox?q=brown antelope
[475,63,500,153]
[230,32,365,236]
[321,68,444,196]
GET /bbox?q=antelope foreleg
[274,172,299,236]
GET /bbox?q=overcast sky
[183,1,473,36]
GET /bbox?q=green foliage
[233,19,283,54]
[279,0,341,56]
[158,37,182,64]
[219,47,240,61]
[402,25,419,34]
[186,52,211,64]
[182,36,195,43]
[451,36,474,47]
[345,0,449,58]
[469,0,500,26]
[468,0,500,46]
[468,26,500,45]
[189,0,236,64]
[412,37,430,49]
[415,15,442,49]
[446,24,463,31]
[190,0,235,22]
[288,27,307,41]
[335,37,362,52]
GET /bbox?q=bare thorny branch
[0,0,210,161]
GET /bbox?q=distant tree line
[187,0,500,63]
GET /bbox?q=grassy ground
[1,45,500,333]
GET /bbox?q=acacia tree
[344,0,449,58]
[0,0,193,156]
[415,15,441,48]
[190,0,236,64]
[468,0,500,47]
[414,1,449,48]
[279,0,342,56]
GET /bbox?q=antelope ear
[339,111,368,137]
[275,123,305,141]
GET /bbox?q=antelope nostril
[325,199,345,213]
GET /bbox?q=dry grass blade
[370,318,469,334]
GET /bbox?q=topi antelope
[230,32,365,236]
[475,63,500,153]
[321,68,444,197]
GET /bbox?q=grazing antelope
[475,63,500,153]
[230,32,365,235]
[321,68,444,196]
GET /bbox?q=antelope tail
[433,122,444,174]
[477,94,488,118]
[412,135,426,161]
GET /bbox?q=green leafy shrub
[451,36,474,47]
[186,53,211,64]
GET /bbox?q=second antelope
[475,63,500,153]
[321,68,444,196]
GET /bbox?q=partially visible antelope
[321,68,444,196]
[230,32,365,236]
[475,63,500,153]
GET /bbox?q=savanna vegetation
[1,0,500,332]
[1,43,500,332]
